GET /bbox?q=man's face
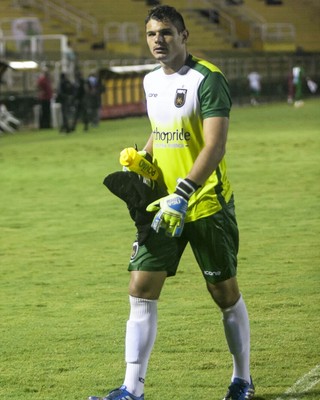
[145,18,188,66]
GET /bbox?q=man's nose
[155,33,164,43]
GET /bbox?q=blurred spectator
[287,69,294,104]
[57,73,74,133]
[292,64,305,107]
[63,40,77,81]
[247,71,261,105]
[71,70,89,132]
[86,71,104,128]
[36,67,53,129]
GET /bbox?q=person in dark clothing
[58,73,74,133]
[71,70,90,132]
[86,71,104,127]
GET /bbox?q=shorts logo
[174,89,187,108]
[204,270,221,276]
[130,241,139,261]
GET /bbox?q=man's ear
[182,30,189,43]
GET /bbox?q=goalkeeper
[89,5,254,400]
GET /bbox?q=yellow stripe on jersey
[191,55,223,74]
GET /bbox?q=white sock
[222,294,251,383]
[123,296,158,396]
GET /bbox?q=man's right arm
[143,133,154,157]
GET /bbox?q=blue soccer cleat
[223,377,255,400]
[88,385,144,400]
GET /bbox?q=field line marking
[275,364,320,400]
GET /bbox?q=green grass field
[1,99,319,400]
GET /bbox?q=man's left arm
[187,116,229,186]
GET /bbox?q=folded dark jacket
[103,171,167,245]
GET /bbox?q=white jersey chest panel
[144,67,204,125]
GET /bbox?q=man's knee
[129,271,167,300]
[206,276,240,309]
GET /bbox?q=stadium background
[1,2,320,399]
[0,0,319,124]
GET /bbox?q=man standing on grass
[36,66,53,129]
[89,5,254,400]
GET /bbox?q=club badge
[130,241,139,261]
[174,89,187,108]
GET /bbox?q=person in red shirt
[37,67,53,129]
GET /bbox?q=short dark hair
[145,5,186,33]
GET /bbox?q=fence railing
[186,0,295,49]
[0,33,69,61]
[104,22,140,44]
[51,0,98,35]
[12,0,98,37]
[251,23,296,43]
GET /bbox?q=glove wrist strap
[175,178,199,201]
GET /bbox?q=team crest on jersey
[130,241,139,261]
[174,89,187,108]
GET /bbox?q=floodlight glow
[9,61,38,70]
[109,64,158,74]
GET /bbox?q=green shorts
[128,196,239,284]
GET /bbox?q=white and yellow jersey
[144,54,233,222]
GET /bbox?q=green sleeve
[199,71,232,119]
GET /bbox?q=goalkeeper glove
[146,178,199,237]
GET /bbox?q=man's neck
[161,52,189,75]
